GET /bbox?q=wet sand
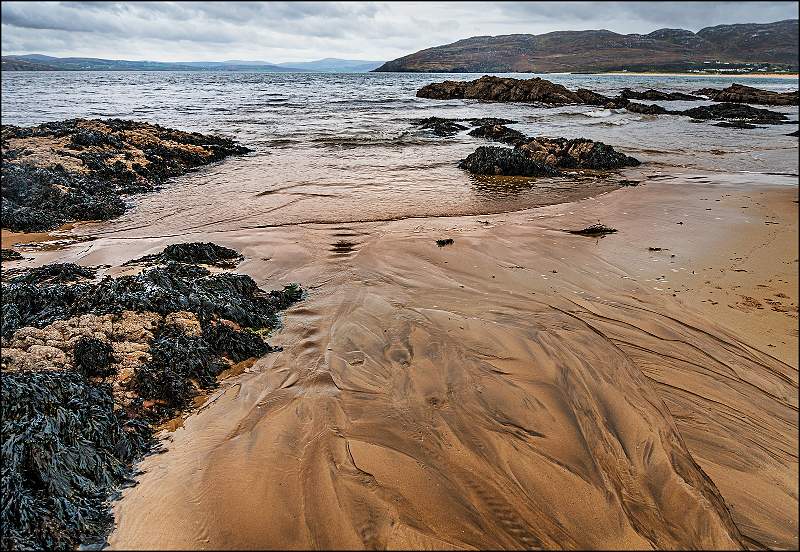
[88,174,799,550]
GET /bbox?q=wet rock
[410,116,468,136]
[621,88,701,101]
[417,76,614,105]
[467,123,527,145]
[467,117,517,126]
[1,119,250,232]
[126,241,243,267]
[694,84,799,106]
[518,137,640,170]
[678,103,788,123]
[787,129,799,137]
[567,223,618,236]
[619,180,640,187]
[715,121,760,129]
[625,102,669,115]
[1,248,23,261]
[459,146,561,176]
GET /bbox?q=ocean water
[2,71,797,235]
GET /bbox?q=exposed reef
[1,243,301,551]
[694,83,799,106]
[1,119,250,232]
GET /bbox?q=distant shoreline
[593,71,799,79]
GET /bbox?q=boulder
[694,84,799,106]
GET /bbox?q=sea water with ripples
[2,71,798,236]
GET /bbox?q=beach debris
[567,223,618,237]
[436,238,454,247]
[0,243,302,550]
[1,119,250,232]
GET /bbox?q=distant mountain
[374,19,799,73]
[275,58,385,72]
[1,54,310,72]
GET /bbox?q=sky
[2,1,798,63]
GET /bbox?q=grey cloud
[1,1,797,63]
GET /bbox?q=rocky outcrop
[417,76,616,106]
[467,122,527,145]
[621,88,702,101]
[694,83,799,106]
[679,102,789,123]
[410,116,469,136]
[459,134,639,176]
[625,102,669,115]
[459,146,561,176]
[1,243,302,551]
[1,119,250,232]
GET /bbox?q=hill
[374,19,799,73]
[1,54,308,72]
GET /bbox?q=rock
[467,123,527,145]
[518,137,641,170]
[625,102,669,115]
[458,146,562,176]
[694,84,799,106]
[410,116,468,136]
[715,121,760,129]
[621,88,701,101]
[1,118,250,232]
[0,243,303,551]
[787,129,799,137]
[436,239,454,247]
[417,76,614,105]
[126,241,243,267]
[1,248,23,261]
[467,117,517,126]
[678,102,788,123]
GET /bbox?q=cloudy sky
[2,1,798,63]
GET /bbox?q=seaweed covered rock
[410,116,468,136]
[620,89,701,101]
[678,103,788,124]
[126,241,243,267]
[519,137,641,170]
[1,370,153,551]
[694,84,799,106]
[1,248,23,261]
[1,119,250,232]
[625,102,669,115]
[0,243,302,550]
[467,123,527,145]
[417,76,614,106]
[459,146,561,176]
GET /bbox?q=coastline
[594,71,799,79]
[100,175,797,549]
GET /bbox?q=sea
[2,71,798,236]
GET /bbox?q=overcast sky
[2,1,798,63]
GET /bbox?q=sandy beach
[69,174,798,550]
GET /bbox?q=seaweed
[125,242,243,268]
[436,239,455,247]
[1,243,303,549]
[1,370,153,551]
[567,224,618,237]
